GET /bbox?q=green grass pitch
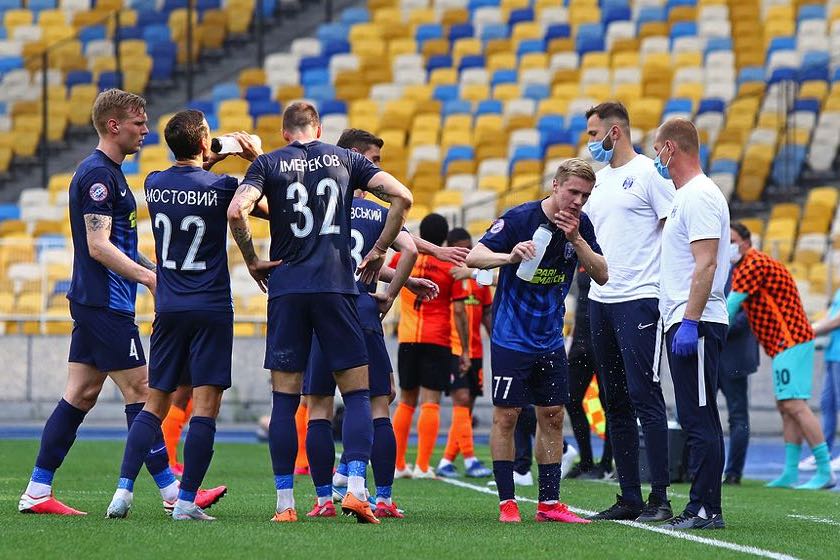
[2,440,839,560]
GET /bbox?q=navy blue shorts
[489,343,569,407]
[265,293,368,373]
[68,302,145,372]
[303,328,393,397]
[149,310,233,393]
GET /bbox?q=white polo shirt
[584,154,675,304]
[659,173,731,330]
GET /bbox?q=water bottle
[211,134,261,155]
[516,224,554,282]
[475,269,494,286]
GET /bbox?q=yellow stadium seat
[583,83,611,99]
[429,68,457,85]
[512,22,543,42]
[799,81,828,100]
[488,52,517,72]
[461,84,490,102]
[668,6,696,23]
[452,38,482,65]
[520,53,548,70]
[612,51,639,68]
[349,22,382,42]
[388,38,415,57]
[674,83,704,103]
[569,5,600,25]
[581,52,609,69]
[628,98,664,131]
[441,8,468,25]
[479,175,508,192]
[674,51,702,68]
[639,22,668,39]
[443,114,472,132]
[493,83,521,101]
[422,38,449,58]
[238,67,266,91]
[770,203,800,221]
[538,98,570,116]
[412,113,441,132]
[613,83,642,103]
[352,40,386,57]
[403,85,434,102]
[4,9,33,31]
[551,83,581,99]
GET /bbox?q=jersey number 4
[287,179,340,238]
[154,213,206,271]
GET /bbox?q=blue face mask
[587,126,616,163]
[654,145,672,180]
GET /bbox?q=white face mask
[728,243,741,264]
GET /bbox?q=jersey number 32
[287,179,340,238]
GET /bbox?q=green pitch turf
[1,440,839,560]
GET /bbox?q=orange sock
[443,413,461,462]
[162,405,188,467]
[416,402,440,472]
[392,402,415,471]
[294,403,309,469]
[453,406,475,459]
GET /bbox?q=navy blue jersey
[67,150,138,313]
[242,141,381,298]
[350,197,389,294]
[480,200,601,353]
[145,165,239,312]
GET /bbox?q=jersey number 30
[154,213,207,271]
[286,179,340,238]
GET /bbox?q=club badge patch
[565,242,575,259]
[622,176,635,189]
[89,183,108,202]
[489,219,504,234]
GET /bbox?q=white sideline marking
[438,478,800,560]
[787,514,840,526]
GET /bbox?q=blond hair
[554,158,596,185]
[91,89,146,135]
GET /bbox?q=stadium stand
[2,0,840,335]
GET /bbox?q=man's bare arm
[358,172,413,284]
[414,235,469,266]
[684,238,719,321]
[137,252,156,272]
[454,300,471,372]
[227,184,281,292]
[85,214,155,291]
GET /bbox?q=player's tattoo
[229,184,262,265]
[84,213,111,233]
[368,184,392,203]
[137,252,156,271]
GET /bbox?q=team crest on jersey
[564,242,575,259]
[89,183,108,202]
[622,177,635,189]
[489,219,504,234]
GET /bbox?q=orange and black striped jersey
[391,252,457,348]
[450,278,493,358]
[731,248,814,357]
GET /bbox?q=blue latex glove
[671,319,699,357]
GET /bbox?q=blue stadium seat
[322,40,350,57]
[666,0,696,12]
[704,37,731,55]
[480,23,509,42]
[698,145,709,172]
[510,145,541,171]
[508,8,533,26]
[468,0,498,11]
[0,0,21,10]
[212,82,240,102]
[250,100,281,119]
[0,102,6,115]
[162,0,188,11]
[459,55,485,73]
[663,98,693,115]
[737,67,764,86]
[301,68,329,87]
[537,114,565,133]
[449,23,474,42]
[767,67,797,85]
[517,39,545,57]
[771,146,806,185]
[476,99,502,115]
[30,0,56,14]
[798,4,825,22]
[696,98,725,115]
[0,203,20,221]
[197,0,220,12]
[98,71,122,90]
[709,159,738,175]
[305,84,335,102]
[832,68,840,83]
[0,56,23,76]
[319,99,346,116]
[151,55,175,81]
[637,6,666,27]
[443,100,471,117]
[299,55,329,73]
[444,145,474,173]
[792,98,820,115]
[523,84,549,101]
[490,69,517,87]
[415,24,444,46]
[121,159,139,174]
[427,55,452,73]
[78,25,106,45]
[540,129,573,155]
[66,70,92,89]
[205,114,219,130]
[52,280,72,296]
[142,23,171,43]
[188,99,215,114]
[670,22,696,41]
[245,85,271,102]
[118,26,144,40]
[137,9,168,27]
[144,131,160,145]
[545,23,570,42]
[433,84,460,102]
[317,23,349,43]
[603,5,631,26]
[799,63,828,83]
[575,24,604,54]
[568,114,588,137]
[339,7,368,25]
[767,36,796,57]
